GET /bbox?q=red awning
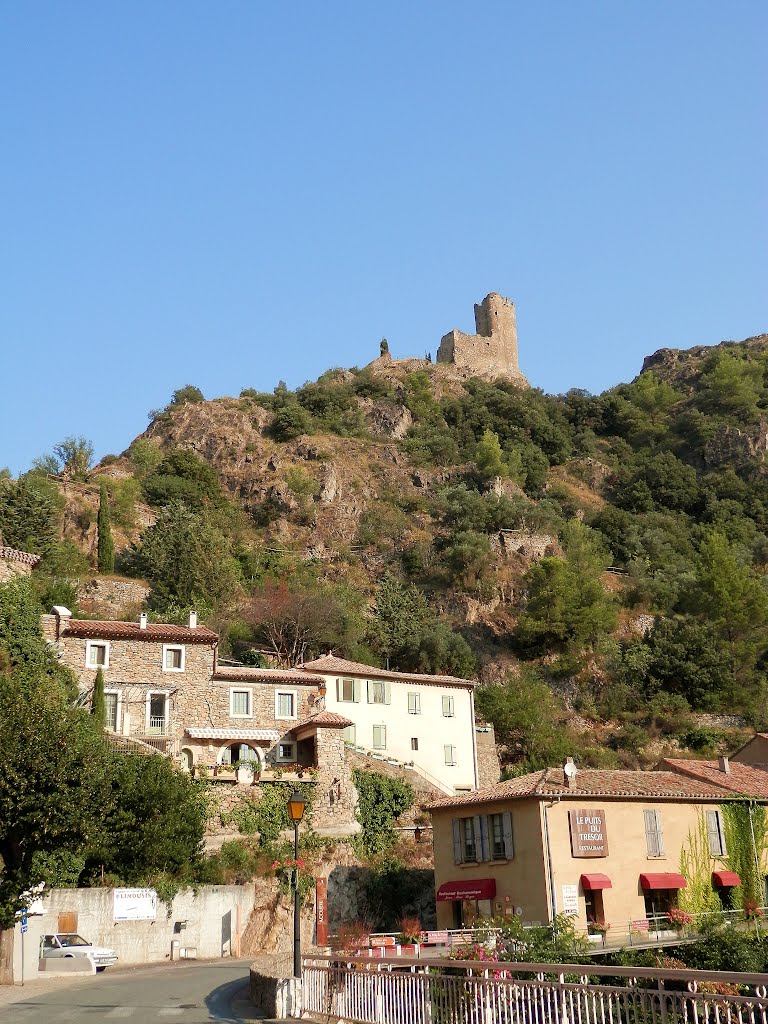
[712,870,741,888]
[436,879,496,902]
[639,873,687,890]
[581,874,612,891]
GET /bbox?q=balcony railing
[302,954,768,1024]
[146,716,169,736]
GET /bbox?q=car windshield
[57,934,90,947]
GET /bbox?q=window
[85,641,109,669]
[104,692,119,731]
[230,689,252,717]
[221,742,259,766]
[278,742,295,761]
[275,691,297,719]
[411,737,419,751]
[337,678,360,702]
[706,810,726,857]
[644,809,665,857]
[453,813,513,864]
[367,680,391,704]
[147,692,168,735]
[373,724,387,749]
[444,744,457,765]
[343,724,356,745]
[442,695,455,717]
[162,645,185,672]
[407,692,421,714]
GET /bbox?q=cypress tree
[91,666,106,728]
[97,480,115,573]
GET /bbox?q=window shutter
[367,681,373,703]
[336,679,341,701]
[452,819,462,864]
[472,816,484,862]
[706,810,724,856]
[353,679,361,702]
[655,810,665,856]
[644,809,664,857]
[384,682,391,705]
[502,812,514,859]
[479,816,490,861]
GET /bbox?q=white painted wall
[12,884,255,983]
[321,673,477,792]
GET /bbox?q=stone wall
[475,724,501,788]
[0,546,40,582]
[437,292,528,384]
[77,576,151,617]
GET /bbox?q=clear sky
[2,2,766,475]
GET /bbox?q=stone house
[41,607,356,833]
[0,545,41,582]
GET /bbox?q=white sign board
[113,888,158,922]
[561,884,579,917]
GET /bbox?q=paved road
[0,960,274,1024]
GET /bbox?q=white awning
[185,727,280,742]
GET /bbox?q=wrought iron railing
[302,955,768,1024]
[146,716,168,736]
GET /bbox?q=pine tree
[97,480,115,573]
[91,667,106,728]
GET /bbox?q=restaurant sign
[568,809,608,858]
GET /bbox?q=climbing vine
[351,769,414,859]
[225,782,315,847]
[723,801,768,910]
[677,813,722,918]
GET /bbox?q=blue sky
[2,2,766,475]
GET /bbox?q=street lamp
[287,790,307,977]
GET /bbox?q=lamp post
[287,790,307,978]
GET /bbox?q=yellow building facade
[429,765,768,935]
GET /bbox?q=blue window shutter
[452,819,462,864]
[502,812,514,859]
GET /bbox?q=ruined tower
[436,292,528,384]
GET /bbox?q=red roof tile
[63,619,219,643]
[300,654,475,689]
[213,666,325,685]
[0,546,41,567]
[427,767,744,810]
[658,758,768,799]
[293,710,354,731]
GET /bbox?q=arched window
[219,742,260,767]
[180,748,194,772]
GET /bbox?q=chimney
[52,605,72,641]
[139,612,147,630]
[188,610,198,629]
[718,756,731,775]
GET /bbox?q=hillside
[4,333,768,773]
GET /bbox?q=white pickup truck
[40,933,118,971]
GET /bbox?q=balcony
[146,716,169,736]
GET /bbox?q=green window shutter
[353,679,361,702]
[384,682,391,705]
[452,819,462,864]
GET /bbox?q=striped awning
[185,727,280,742]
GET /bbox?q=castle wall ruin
[437,292,528,384]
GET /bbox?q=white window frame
[407,692,421,714]
[218,741,261,767]
[162,644,186,673]
[277,741,296,762]
[275,689,298,720]
[85,640,110,669]
[442,694,455,717]
[367,680,390,704]
[444,744,457,765]
[229,688,253,718]
[103,689,122,732]
[372,724,387,750]
[338,678,357,702]
[146,690,170,734]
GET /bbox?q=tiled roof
[0,546,41,567]
[185,727,280,741]
[427,768,741,810]
[658,758,768,799]
[293,710,354,731]
[63,619,219,643]
[300,654,475,689]
[213,667,325,685]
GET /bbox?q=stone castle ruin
[437,292,528,385]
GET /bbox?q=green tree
[142,448,225,510]
[127,502,242,613]
[368,574,431,666]
[475,429,507,481]
[699,352,763,419]
[83,754,206,885]
[52,436,94,480]
[91,666,106,728]
[97,480,115,573]
[168,385,205,406]
[352,770,414,858]
[0,474,60,556]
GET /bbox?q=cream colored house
[428,765,768,934]
[300,654,479,794]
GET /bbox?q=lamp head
[287,791,307,823]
